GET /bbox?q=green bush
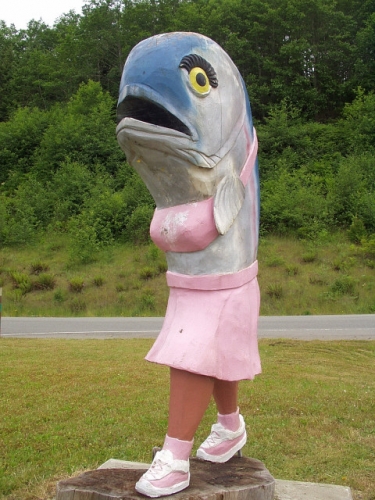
[30,262,50,275]
[9,272,32,295]
[348,217,367,244]
[330,276,356,296]
[68,277,85,293]
[33,274,56,291]
[92,276,104,287]
[266,283,283,299]
[127,205,154,244]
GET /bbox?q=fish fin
[213,175,245,235]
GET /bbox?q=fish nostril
[117,96,191,136]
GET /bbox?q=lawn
[0,339,374,500]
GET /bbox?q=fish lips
[116,84,197,140]
[116,85,219,168]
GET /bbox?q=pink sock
[218,407,240,431]
[163,435,194,460]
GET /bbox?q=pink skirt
[145,263,261,381]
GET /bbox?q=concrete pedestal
[56,456,275,500]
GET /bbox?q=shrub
[146,244,161,262]
[54,289,66,302]
[127,205,154,244]
[265,255,285,267]
[93,276,104,287]
[266,283,283,299]
[69,298,87,313]
[68,277,85,293]
[348,217,367,244]
[330,276,356,296]
[33,273,56,290]
[302,251,318,263]
[139,267,156,280]
[332,258,355,272]
[285,265,299,276]
[361,236,375,260]
[157,261,168,273]
[30,262,50,275]
[139,290,156,311]
[9,271,32,295]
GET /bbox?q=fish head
[116,32,254,206]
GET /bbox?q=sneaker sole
[135,474,190,498]
[196,432,247,463]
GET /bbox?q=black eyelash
[179,54,218,88]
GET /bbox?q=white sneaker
[135,449,190,498]
[196,414,247,463]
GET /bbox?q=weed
[9,271,32,294]
[93,276,104,287]
[266,283,283,299]
[30,261,49,275]
[157,261,168,274]
[309,274,328,286]
[7,289,24,302]
[54,289,66,302]
[285,265,299,276]
[32,273,56,290]
[69,298,87,313]
[146,244,160,262]
[301,251,318,263]
[361,236,375,261]
[330,276,357,296]
[139,267,155,280]
[68,277,85,293]
[116,284,126,292]
[265,255,285,267]
[0,277,3,287]
[332,257,356,272]
[139,290,156,311]
[347,216,367,244]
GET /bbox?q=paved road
[1,315,374,340]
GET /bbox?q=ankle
[217,407,240,431]
[163,435,194,461]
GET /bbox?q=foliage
[0,0,374,245]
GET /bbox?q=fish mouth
[117,96,192,137]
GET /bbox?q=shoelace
[144,452,172,479]
[203,430,222,447]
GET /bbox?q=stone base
[56,456,275,500]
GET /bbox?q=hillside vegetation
[0,0,374,316]
[0,233,374,317]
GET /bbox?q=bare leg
[213,379,239,414]
[167,368,215,441]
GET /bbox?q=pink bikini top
[150,129,258,253]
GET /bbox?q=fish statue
[117,32,261,381]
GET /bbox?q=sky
[1,0,86,30]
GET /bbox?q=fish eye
[179,54,218,97]
[189,67,210,94]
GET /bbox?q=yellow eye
[189,67,210,95]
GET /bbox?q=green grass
[0,231,374,317]
[0,339,374,500]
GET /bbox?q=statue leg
[213,379,239,416]
[135,368,214,497]
[168,367,215,440]
[196,379,246,462]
